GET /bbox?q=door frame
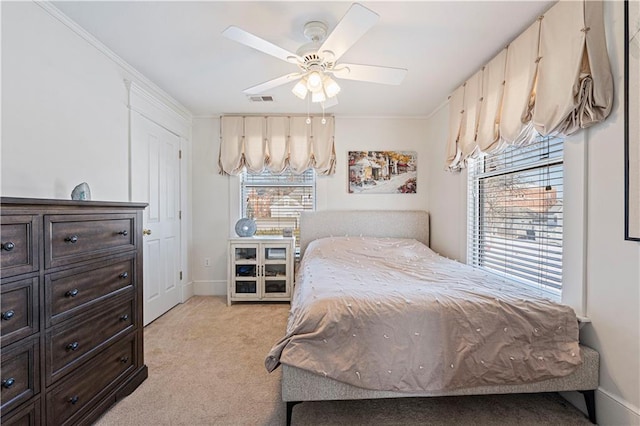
[126,80,193,303]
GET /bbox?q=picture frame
[625,0,640,240]
[348,151,417,194]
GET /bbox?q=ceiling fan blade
[223,26,300,63]
[332,63,407,85]
[242,73,302,95]
[319,3,379,62]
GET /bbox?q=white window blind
[241,169,315,246]
[467,136,563,293]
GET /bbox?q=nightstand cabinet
[0,197,148,425]
[228,237,295,305]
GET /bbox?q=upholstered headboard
[299,210,430,257]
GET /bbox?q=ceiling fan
[222,3,408,107]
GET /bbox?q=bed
[265,210,598,425]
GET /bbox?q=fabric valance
[218,115,336,176]
[446,0,613,171]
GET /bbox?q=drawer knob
[1,241,15,251]
[66,341,79,351]
[65,288,79,298]
[119,272,129,279]
[120,356,129,364]
[64,235,79,244]
[68,395,80,405]
[118,230,128,236]
[1,310,15,321]
[119,314,129,322]
[2,378,15,389]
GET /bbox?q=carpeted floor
[94,296,593,425]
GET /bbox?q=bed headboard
[299,210,430,257]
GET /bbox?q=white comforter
[266,237,582,392]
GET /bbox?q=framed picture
[625,0,640,240]
[348,151,417,194]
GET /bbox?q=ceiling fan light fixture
[292,79,308,99]
[323,76,341,98]
[311,89,326,103]
[306,71,324,92]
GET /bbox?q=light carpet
[95,296,592,425]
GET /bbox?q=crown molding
[127,80,192,139]
[192,114,429,120]
[35,1,193,122]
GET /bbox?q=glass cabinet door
[233,245,258,297]
[262,244,289,298]
[235,247,256,261]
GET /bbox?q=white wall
[318,117,429,212]
[1,2,191,203]
[1,2,131,200]
[423,105,468,261]
[190,116,429,294]
[424,2,640,424]
[190,117,227,294]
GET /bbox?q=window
[467,136,563,295]
[241,169,316,249]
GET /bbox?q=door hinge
[179,271,183,280]
[179,210,182,220]
[179,150,182,159]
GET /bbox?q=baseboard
[181,281,195,302]
[596,387,640,425]
[193,280,227,296]
[561,388,640,425]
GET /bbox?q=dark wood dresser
[0,197,148,425]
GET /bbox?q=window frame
[239,168,316,251]
[467,136,564,298]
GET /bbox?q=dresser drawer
[0,397,40,426]
[1,215,39,278]
[1,277,39,347]
[0,337,40,414]
[45,254,135,326]
[46,298,134,385]
[44,214,136,269]
[46,334,136,426]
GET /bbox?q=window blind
[467,136,563,293]
[241,169,315,246]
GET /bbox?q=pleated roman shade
[446,0,613,171]
[219,115,336,176]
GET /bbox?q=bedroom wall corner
[191,116,229,296]
[423,105,468,261]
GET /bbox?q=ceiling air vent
[248,95,274,102]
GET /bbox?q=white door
[131,110,182,325]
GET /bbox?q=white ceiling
[52,1,555,117]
